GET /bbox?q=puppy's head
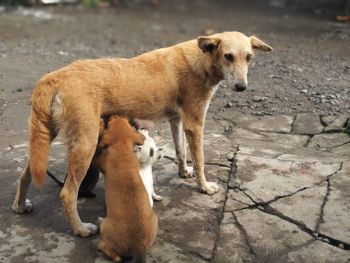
[98,116,145,149]
[134,129,162,165]
[197,31,272,92]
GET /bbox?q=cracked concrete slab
[234,154,340,202]
[234,209,313,259]
[307,133,350,149]
[233,115,294,133]
[230,127,309,147]
[270,183,327,231]
[286,240,350,263]
[322,115,348,132]
[214,215,252,263]
[1,113,350,263]
[293,113,324,135]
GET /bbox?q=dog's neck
[180,40,224,88]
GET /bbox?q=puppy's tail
[131,248,146,263]
[29,79,57,187]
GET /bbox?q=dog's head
[98,116,145,149]
[134,129,162,165]
[197,31,272,92]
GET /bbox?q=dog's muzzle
[234,83,247,92]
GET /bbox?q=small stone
[225,102,233,108]
[301,89,308,94]
[330,100,338,106]
[323,238,330,243]
[224,126,232,132]
[252,96,266,102]
[338,243,344,249]
[227,152,235,161]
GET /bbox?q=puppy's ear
[197,36,221,54]
[133,132,145,146]
[250,36,273,52]
[98,132,111,149]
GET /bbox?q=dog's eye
[150,148,154,157]
[246,54,252,62]
[224,53,234,62]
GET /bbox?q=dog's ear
[197,36,221,54]
[249,36,273,52]
[133,132,145,146]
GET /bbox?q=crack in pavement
[331,140,350,149]
[211,146,238,262]
[230,185,313,212]
[290,115,298,134]
[230,162,350,251]
[315,162,343,232]
[304,134,313,147]
[231,211,258,257]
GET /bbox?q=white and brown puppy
[94,116,157,263]
[134,129,163,207]
[12,31,272,237]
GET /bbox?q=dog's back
[95,117,157,262]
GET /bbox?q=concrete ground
[1,112,349,263]
[0,1,350,262]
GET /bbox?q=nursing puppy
[94,116,157,263]
[134,129,163,207]
[12,31,272,237]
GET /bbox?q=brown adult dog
[12,31,272,237]
[94,116,157,263]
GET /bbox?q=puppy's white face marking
[134,129,161,165]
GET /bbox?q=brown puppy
[95,116,157,263]
[12,31,272,237]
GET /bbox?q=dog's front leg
[169,116,194,178]
[181,113,219,195]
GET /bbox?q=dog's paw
[75,223,98,237]
[200,182,219,195]
[179,166,194,178]
[12,199,33,214]
[152,193,163,201]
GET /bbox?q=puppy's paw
[152,193,163,201]
[75,223,98,237]
[200,182,219,195]
[12,199,33,214]
[179,166,194,178]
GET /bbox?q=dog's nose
[235,83,247,92]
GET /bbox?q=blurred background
[0,0,349,130]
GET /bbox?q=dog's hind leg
[60,120,100,237]
[12,163,33,213]
[169,115,194,178]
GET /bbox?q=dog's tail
[130,248,146,263]
[29,78,57,187]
